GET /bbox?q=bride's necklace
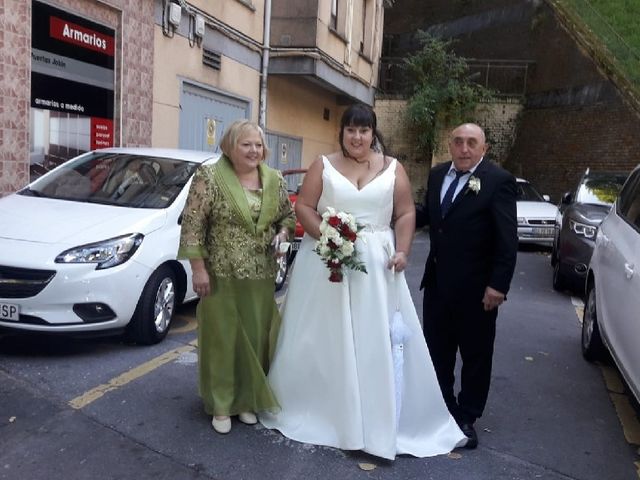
[348,155,371,170]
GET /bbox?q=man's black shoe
[460,423,478,449]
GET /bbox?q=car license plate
[0,302,20,321]
[536,227,554,236]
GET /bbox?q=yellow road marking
[571,303,640,454]
[169,314,198,334]
[601,364,625,394]
[609,391,640,445]
[69,339,198,410]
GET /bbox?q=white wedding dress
[260,157,466,460]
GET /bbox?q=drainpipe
[259,0,272,130]
[344,0,354,69]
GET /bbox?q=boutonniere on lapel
[467,175,481,194]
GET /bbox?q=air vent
[203,48,221,70]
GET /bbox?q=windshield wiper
[19,187,45,197]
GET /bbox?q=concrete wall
[152,27,260,147]
[267,76,344,166]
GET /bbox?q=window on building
[359,0,375,59]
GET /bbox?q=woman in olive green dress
[178,120,295,434]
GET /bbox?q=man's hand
[482,286,505,311]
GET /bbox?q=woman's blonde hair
[219,120,270,161]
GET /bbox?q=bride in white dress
[260,104,466,460]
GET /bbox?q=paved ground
[1,233,639,479]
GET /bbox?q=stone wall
[375,97,522,200]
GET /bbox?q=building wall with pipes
[268,0,386,167]
[153,0,386,168]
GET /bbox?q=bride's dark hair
[339,103,387,157]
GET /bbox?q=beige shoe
[211,416,231,434]
[238,412,257,425]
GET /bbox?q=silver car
[516,178,558,246]
[582,164,640,402]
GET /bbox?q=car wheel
[126,265,176,345]
[552,259,568,291]
[275,252,289,292]
[582,283,606,361]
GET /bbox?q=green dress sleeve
[178,166,212,259]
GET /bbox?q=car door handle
[624,263,634,279]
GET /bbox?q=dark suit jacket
[416,159,518,303]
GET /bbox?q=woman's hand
[271,230,289,257]
[387,251,408,272]
[190,260,211,297]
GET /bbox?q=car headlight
[55,233,144,269]
[517,217,526,225]
[569,220,597,239]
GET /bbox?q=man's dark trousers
[423,291,497,425]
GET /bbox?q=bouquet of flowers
[314,207,367,282]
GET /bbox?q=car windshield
[517,182,545,202]
[19,152,200,208]
[575,174,628,206]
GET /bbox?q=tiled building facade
[0,0,154,196]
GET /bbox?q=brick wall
[0,0,154,196]
[505,100,639,199]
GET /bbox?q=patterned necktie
[441,170,468,217]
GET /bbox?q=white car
[516,178,558,246]
[582,164,640,402]
[0,148,219,344]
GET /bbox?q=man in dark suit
[416,123,518,448]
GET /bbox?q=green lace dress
[178,156,295,416]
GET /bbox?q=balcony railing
[378,57,533,98]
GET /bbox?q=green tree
[404,32,494,160]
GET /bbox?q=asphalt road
[1,231,638,479]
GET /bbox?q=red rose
[328,216,341,227]
[329,269,343,282]
[345,230,357,242]
[327,239,339,250]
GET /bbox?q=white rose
[340,241,354,256]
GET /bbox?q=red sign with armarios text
[50,16,114,56]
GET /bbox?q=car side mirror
[561,191,572,204]
[543,194,551,202]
